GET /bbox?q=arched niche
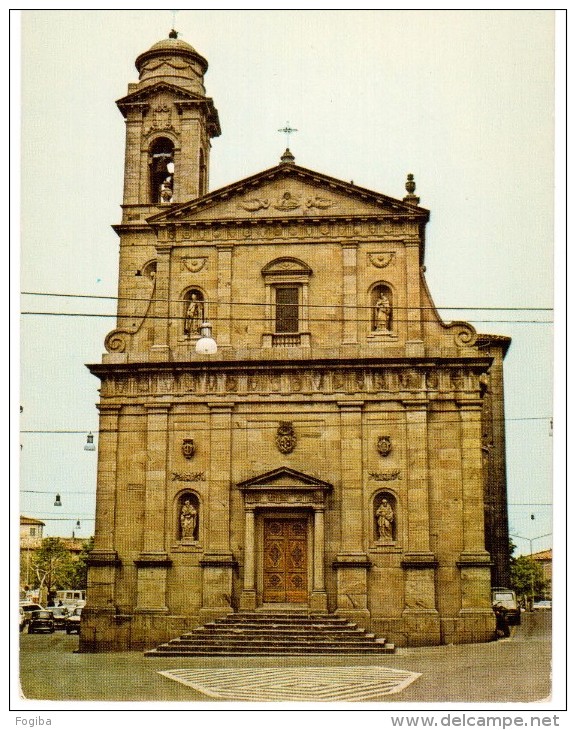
[370,282,394,333]
[176,490,200,543]
[373,490,397,543]
[141,259,157,281]
[182,288,205,337]
[149,137,175,204]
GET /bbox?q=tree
[30,537,76,603]
[70,536,94,590]
[510,555,547,606]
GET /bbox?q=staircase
[145,611,395,656]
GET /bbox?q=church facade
[82,33,511,652]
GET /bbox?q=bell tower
[116,30,220,215]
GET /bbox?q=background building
[83,32,511,652]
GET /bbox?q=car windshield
[494,592,514,602]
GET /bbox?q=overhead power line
[21,290,554,312]
[20,311,553,325]
[19,414,553,436]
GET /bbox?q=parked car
[28,610,55,634]
[19,607,27,632]
[65,606,82,634]
[492,587,521,625]
[533,599,552,610]
[50,606,69,629]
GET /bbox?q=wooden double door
[263,517,308,603]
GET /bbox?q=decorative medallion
[182,438,196,460]
[181,257,207,273]
[377,436,392,457]
[368,252,395,268]
[275,422,297,454]
[274,192,301,211]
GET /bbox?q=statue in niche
[180,498,198,540]
[375,497,395,541]
[374,289,393,332]
[184,293,204,336]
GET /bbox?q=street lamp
[510,532,552,610]
[195,322,217,355]
[510,533,552,557]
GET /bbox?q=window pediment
[262,258,312,278]
[237,467,332,493]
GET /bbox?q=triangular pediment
[116,81,206,108]
[237,467,332,492]
[148,162,429,226]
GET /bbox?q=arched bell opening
[149,137,175,204]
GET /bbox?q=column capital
[456,398,484,411]
[96,403,122,416]
[207,403,233,413]
[337,400,365,412]
[144,403,171,414]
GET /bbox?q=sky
[16,9,558,558]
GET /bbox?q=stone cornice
[147,162,430,226]
[89,356,493,378]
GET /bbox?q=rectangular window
[29,528,35,536]
[275,287,299,333]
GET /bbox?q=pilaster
[457,398,492,621]
[215,245,233,346]
[341,242,358,344]
[401,398,440,640]
[404,238,423,346]
[240,508,257,610]
[150,246,171,358]
[334,401,370,622]
[201,403,236,620]
[135,404,171,613]
[310,507,328,611]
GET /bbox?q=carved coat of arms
[377,436,392,457]
[182,438,196,460]
[275,422,297,454]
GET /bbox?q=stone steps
[145,611,395,656]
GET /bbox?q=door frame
[256,509,313,607]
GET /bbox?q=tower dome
[135,31,209,95]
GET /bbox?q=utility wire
[20,311,553,324]
[19,415,553,435]
[21,290,554,312]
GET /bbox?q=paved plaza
[18,612,553,704]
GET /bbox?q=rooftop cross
[278,122,298,147]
